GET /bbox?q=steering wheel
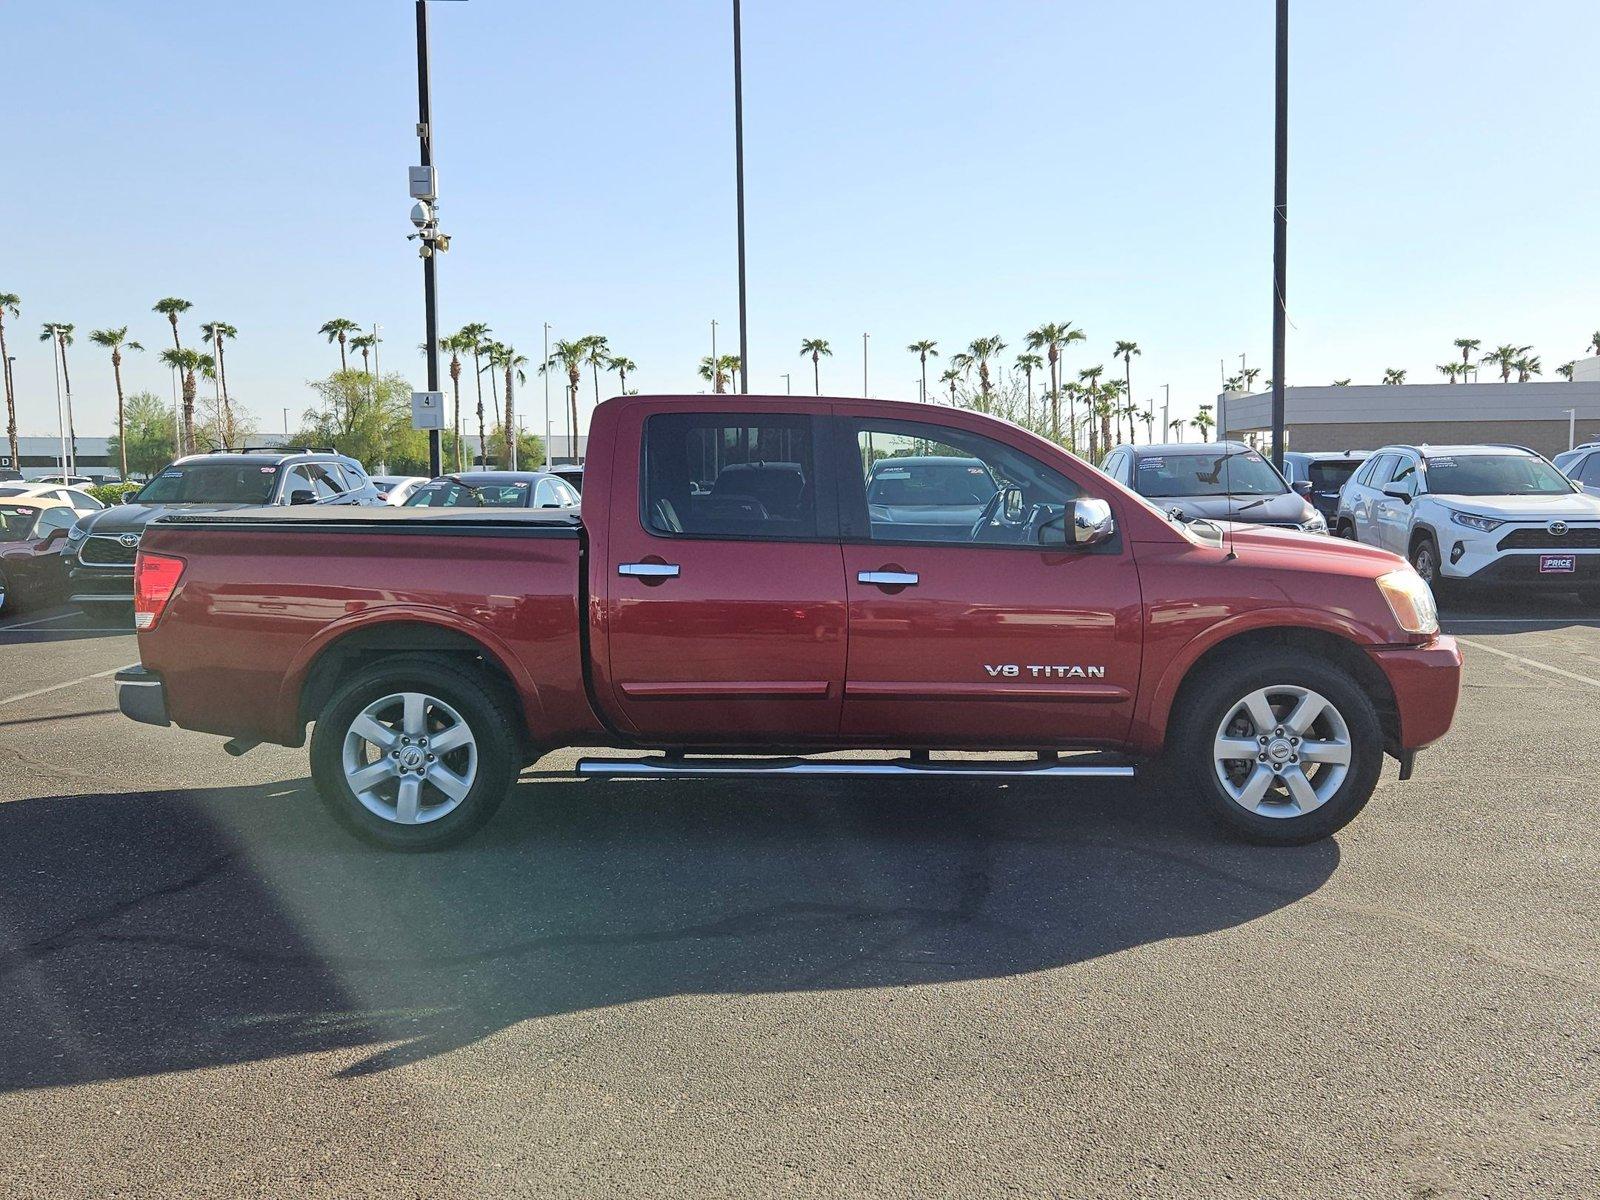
[968,491,1004,541]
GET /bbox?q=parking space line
[1457,636,1600,691]
[0,612,80,631]
[0,665,132,709]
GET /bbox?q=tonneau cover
[150,505,582,536]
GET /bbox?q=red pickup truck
[117,395,1461,850]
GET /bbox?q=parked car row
[0,445,579,617]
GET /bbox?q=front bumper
[1445,552,1600,589]
[115,665,169,727]
[1366,636,1462,752]
[69,564,134,603]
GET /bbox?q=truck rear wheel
[1176,650,1384,845]
[309,655,516,850]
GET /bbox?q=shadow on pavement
[0,771,1338,1090]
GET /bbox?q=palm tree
[1139,410,1156,441]
[153,297,191,357]
[1588,331,1600,358]
[199,321,238,436]
[1331,378,1352,386]
[1014,352,1043,423]
[1382,368,1407,385]
[964,335,1006,399]
[0,292,18,467]
[1453,338,1480,380]
[319,318,360,373]
[1114,340,1141,437]
[1242,366,1262,391]
[455,323,493,463]
[483,344,529,468]
[543,339,588,463]
[1436,362,1462,383]
[1481,344,1528,383]
[939,366,961,404]
[159,347,203,455]
[1077,364,1105,457]
[1168,417,1185,442]
[1512,354,1542,383]
[907,339,939,402]
[1100,377,1128,452]
[608,354,637,395]
[1224,374,1245,392]
[1026,322,1086,443]
[89,327,145,477]
[433,332,466,470]
[1556,361,1577,381]
[580,334,610,406]
[698,354,740,394]
[1191,404,1214,442]
[799,338,832,394]
[40,322,80,470]
[349,332,376,375]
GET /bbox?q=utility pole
[710,319,718,393]
[414,0,443,476]
[732,0,749,393]
[543,322,551,464]
[780,372,790,395]
[1270,0,1289,470]
[862,332,869,397]
[1161,384,1170,444]
[50,334,65,475]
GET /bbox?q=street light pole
[1270,0,1289,470]
[780,372,790,395]
[710,319,718,392]
[416,0,443,477]
[732,0,749,393]
[49,335,65,475]
[862,332,869,397]
[543,322,551,464]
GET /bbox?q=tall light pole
[1270,0,1288,469]
[1161,383,1170,444]
[543,322,551,464]
[49,336,65,475]
[732,0,749,393]
[710,319,718,392]
[780,372,790,395]
[862,332,869,397]
[413,0,447,477]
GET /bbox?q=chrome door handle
[618,562,680,578]
[857,570,918,586]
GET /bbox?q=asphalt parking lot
[0,599,1596,1198]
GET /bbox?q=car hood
[78,502,257,535]
[1427,491,1600,520]
[1152,492,1315,525]
[1207,521,1407,573]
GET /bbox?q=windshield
[1424,454,1573,496]
[136,462,279,504]
[1133,450,1288,498]
[0,504,41,542]
[405,480,531,508]
[867,460,999,507]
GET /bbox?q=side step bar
[576,755,1135,780]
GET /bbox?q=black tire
[1409,533,1453,604]
[309,655,517,851]
[1334,519,1356,541]
[1175,649,1385,846]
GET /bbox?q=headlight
[1301,513,1328,534]
[65,522,88,546]
[1377,568,1439,636]
[1450,510,1504,533]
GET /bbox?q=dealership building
[1220,371,1600,458]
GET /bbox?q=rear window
[0,504,40,541]
[1307,460,1362,492]
[135,462,278,504]
[405,480,532,508]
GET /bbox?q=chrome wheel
[1212,685,1352,818]
[340,691,478,825]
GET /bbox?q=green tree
[1331,378,1352,386]
[1191,404,1214,442]
[907,339,939,402]
[1014,352,1042,422]
[1077,364,1105,457]
[1556,361,1577,381]
[1026,322,1086,444]
[580,335,611,406]
[349,332,377,375]
[107,391,177,478]
[291,370,423,473]
[199,321,238,441]
[1588,331,1600,358]
[698,354,741,394]
[1454,337,1480,379]
[40,322,80,469]
[484,343,530,468]
[608,354,637,395]
[0,292,18,467]
[1436,362,1461,383]
[1381,368,1407,385]
[152,297,191,358]
[799,338,832,394]
[1480,344,1528,383]
[455,323,493,465]
[963,335,1006,399]
[89,327,145,478]
[1511,354,1541,383]
[939,366,961,404]
[1113,340,1141,441]
[319,317,361,373]
[542,339,588,463]
[158,347,204,454]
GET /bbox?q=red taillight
[134,552,186,630]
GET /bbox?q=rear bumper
[69,565,134,603]
[115,665,169,727]
[1366,636,1462,752]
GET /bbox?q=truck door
[832,412,1142,746]
[601,406,847,742]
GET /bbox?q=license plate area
[1539,554,1576,574]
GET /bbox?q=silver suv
[1336,443,1600,602]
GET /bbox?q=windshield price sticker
[1140,458,1163,469]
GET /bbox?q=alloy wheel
[340,691,479,825]
[1212,685,1352,818]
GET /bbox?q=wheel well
[297,621,528,747]
[1166,626,1399,752]
[1408,526,1437,556]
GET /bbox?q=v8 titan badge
[411,391,445,431]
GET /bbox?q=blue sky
[6,0,1598,440]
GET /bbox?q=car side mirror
[38,528,69,549]
[1041,498,1116,548]
[119,492,135,504]
[1000,485,1025,522]
[287,489,317,506]
[1382,483,1413,503]
[1291,479,1313,497]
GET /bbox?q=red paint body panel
[134,394,1463,767]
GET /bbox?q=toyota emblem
[1547,521,1568,537]
[118,533,141,549]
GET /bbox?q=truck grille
[79,534,140,565]
[1497,526,1600,551]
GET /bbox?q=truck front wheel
[309,655,516,850]
[1177,651,1384,845]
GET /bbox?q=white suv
[1335,444,1600,602]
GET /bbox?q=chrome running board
[575,754,1135,780]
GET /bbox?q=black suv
[66,447,380,609]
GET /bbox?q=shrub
[89,482,143,506]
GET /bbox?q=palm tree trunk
[112,348,128,479]
[471,348,487,467]
[0,315,16,467]
[450,355,463,471]
[59,336,78,473]
[812,353,820,395]
[182,369,197,454]
[168,314,181,353]
[217,337,232,444]
[504,366,517,470]
[920,353,928,403]
[338,334,348,374]
[568,376,580,461]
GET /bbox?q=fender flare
[277,605,545,743]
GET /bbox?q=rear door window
[1364,454,1399,488]
[1578,455,1600,486]
[643,413,823,539]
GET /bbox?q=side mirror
[1381,483,1413,503]
[1000,485,1025,522]
[1291,479,1313,497]
[119,492,136,504]
[287,489,317,506]
[38,528,69,550]
[1041,498,1116,548]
